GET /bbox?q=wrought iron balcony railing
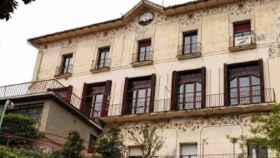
[0,79,82,110]
[131,49,154,66]
[177,43,202,60]
[105,88,275,117]
[91,58,111,72]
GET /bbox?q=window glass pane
[231,98,238,105]
[252,76,260,86]
[252,86,261,96]
[230,88,238,98]
[239,77,250,87]
[181,144,197,158]
[185,84,194,93]
[230,78,237,88]
[196,83,202,91]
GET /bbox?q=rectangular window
[138,39,152,62]
[130,80,152,114]
[180,143,198,158]
[97,47,110,69]
[128,146,143,158]
[173,68,206,111]
[88,134,97,153]
[61,54,73,74]
[122,75,156,115]
[233,20,252,47]
[228,63,262,106]
[183,31,198,55]
[248,143,268,158]
[81,81,111,118]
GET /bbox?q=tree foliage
[61,131,84,158]
[0,0,36,21]
[127,126,164,158]
[93,127,123,158]
[0,113,42,148]
[250,104,280,154]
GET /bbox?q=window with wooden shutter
[171,68,206,111]
[225,60,265,106]
[81,81,111,119]
[122,75,156,115]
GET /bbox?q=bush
[0,146,60,158]
[0,113,43,148]
[93,127,123,158]
[61,131,84,158]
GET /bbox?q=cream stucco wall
[32,0,280,156]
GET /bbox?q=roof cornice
[28,0,244,47]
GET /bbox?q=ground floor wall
[114,113,270,157]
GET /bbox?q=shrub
[0,113,43,148]
[61,131,84,158]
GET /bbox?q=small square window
[180,143,198,158]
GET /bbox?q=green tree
[0,113,42,148]
[127,126,164,158]
[0,0,36,21]
[250,104,280,155]
[61,131,84,158]
[93,127,123,158]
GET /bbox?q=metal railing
[0,79,82,110]
[105,88,275,117]
[177,42,202,57]
[131,49,154,64]
[229,31,256,48]
[91,58,111,70]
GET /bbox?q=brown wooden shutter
[149,74,156,113]
[101,80,112,117]
[224,64,229,106]
[258,59,265,103]
[171,71,178,111]
[122,78,129,115]
[80,83,88,113]
[201,67,207,108]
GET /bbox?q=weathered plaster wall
[43,100,97,146]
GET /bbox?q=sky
[0,0,191,86]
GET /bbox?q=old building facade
[25,0,280,157]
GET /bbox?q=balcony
[55,64,73,79]
[0,79,82,111]
[177,43,202,60]
[229,31,256,52]
[131,49,154,67]
[101,88,275,123]
[90,58,111,73]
